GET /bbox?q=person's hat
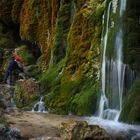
[15,56,21,62]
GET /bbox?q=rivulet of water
[32,97,47,113]
[98,1,112,119]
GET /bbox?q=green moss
[49,79,82,114]
[38,0,104,115]
[45,1,104,115]
[51,1,72,66]
[40,58,66,91]
[88,2,105,25]
[15,80,39,109]
[42,67,99,115]
[41,56,99,115]
[119,76,140,124]
[70,83,99,115]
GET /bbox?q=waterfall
[86,0,140,138]
[98,1,112,118]
[32,97,47,113]
[98,0,128,121]
[120,0,127,16]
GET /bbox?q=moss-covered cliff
[41,0,105,115]
[0,0,139,122]
[123,0,140,72]
[0,0,105,115]
[119,0,140,124]
[119,76,140,124]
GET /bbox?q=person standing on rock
[13,48,26,79]
[3,56,23,85]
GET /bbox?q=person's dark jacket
[8,60,23,72]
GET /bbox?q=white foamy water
[32,97,48,113]
[85,116,140,140]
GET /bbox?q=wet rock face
[0,0,104,115]
[59,120,110,140]
[117,0,140,123]
[40,0,104,115]
[19,0,60,66]
[0,0,14,22]
[0,124,25,140]
[120,76,140,124]
[123,0,140,72]
[0,0,60,68]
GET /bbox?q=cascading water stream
[98,1,112,118]
[98,0,127,121]
[86,0,140,139]
[32,96,47,113]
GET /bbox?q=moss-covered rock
[119,1,140,125]
[40,58,66,91]
[70,82,99,115]
[60,120,110,140]
[0,123,24,140]
[15,78,39,109]
[123,0,140,72]
[119,76,140,124]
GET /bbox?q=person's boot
[9,75,14,86]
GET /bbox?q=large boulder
[0,124,25,140]
[59,120,110,140]
[15,78,40,109]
